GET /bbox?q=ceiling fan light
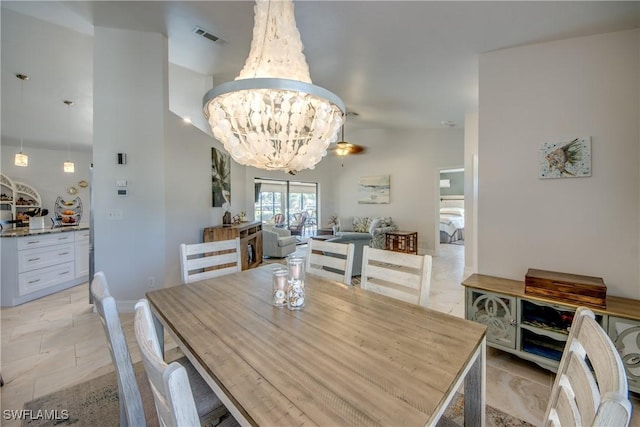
[15,152,28,167]
[335,142,349,156]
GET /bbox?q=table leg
[152,312,165,359]
[464,338,486,427]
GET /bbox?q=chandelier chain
[253,0,272,78]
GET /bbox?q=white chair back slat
[544,307,632,427]
[180,238,241,284]
[186,252,240,271]
[364,264,422,290]
[91,271,146,427]
[364,247,424,270]
[184,240,237,256]
[134,299,201,427]
[306,239,354,285]
[361,246,432,307]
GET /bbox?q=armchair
[263,226,297,258]
[288,212,308,236]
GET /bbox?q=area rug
[23,362,534,427]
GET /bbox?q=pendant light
[14,74,29,167]
[203,0,345,174]
[63,100,75,173]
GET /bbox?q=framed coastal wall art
[211,147,231,209]
[358,175,390,204]
[539,137,591,179]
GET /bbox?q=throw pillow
[353,216,370,233]
[379,216,393,227]
[339,216,354,232]
[368,217,382,234]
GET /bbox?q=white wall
[1,146,92,224]
[464,111,478,275]
[330,127,464,254]
[478,29,639,299]
[164,112,247,286]
[168,63,213,138]
[93,27,168,304]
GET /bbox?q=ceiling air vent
[193,26,220,43]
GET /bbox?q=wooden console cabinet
[462,273,640,394]
[203,221,263,271]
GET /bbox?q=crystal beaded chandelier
[203,0,345,174]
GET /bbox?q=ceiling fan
[329,112,366,163]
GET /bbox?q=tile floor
[1,243,638,426]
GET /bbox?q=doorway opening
[438,168,465,247]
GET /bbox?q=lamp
[202,0,345,174]
[63,100,75,173]
[335,126,350,157]
[14,74,29,167]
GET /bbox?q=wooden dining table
[146,265,487,427]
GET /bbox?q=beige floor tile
[74,336,111,368]
[0,376,34,410]
[1,379,35,427]
[485,363,549,425]
[32,360,115,399]
[486,347,553,388]
[1,333,43,363]
[39,319,105,352]
[9,317,73,343]
[3,347,76,382]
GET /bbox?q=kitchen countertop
[0,223,89,238]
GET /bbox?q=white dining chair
[360,246,433,307]
[306,239,355,285]
[92,271,146,427]
[134,299,237,427]
[543,306,632,427]
[180,237,241,284]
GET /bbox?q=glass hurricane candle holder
[286,255,306,310]
[272,267,288,307]
[286,254,306,284]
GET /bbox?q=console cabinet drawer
[18,262,75,296]
[18,243,74,273]
[17,232,74,250]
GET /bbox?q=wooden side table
[385,231,418,254]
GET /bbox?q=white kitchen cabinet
[1,228,89,307]
[74,230,90,278]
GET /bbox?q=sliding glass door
[254,178,318,235]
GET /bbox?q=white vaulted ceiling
[1,1,638,152]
